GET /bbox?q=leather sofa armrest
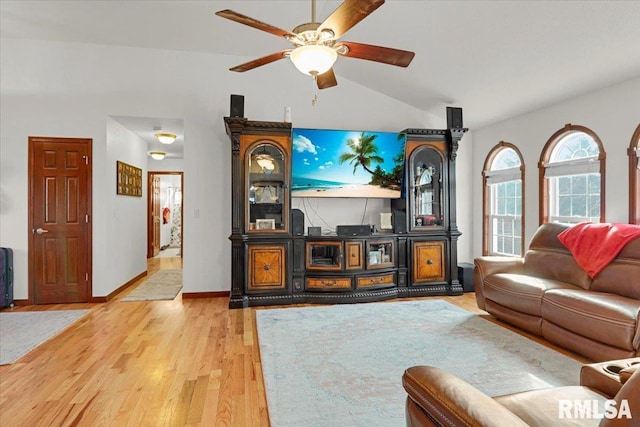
[619,364,639,384]
[402,366,528,427]
[474,256,524,310]
[580,357,640,397]
[580,364,623,397]
[600,368,640,427]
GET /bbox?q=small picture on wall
[117,160,143,197]
[256,219,276,230]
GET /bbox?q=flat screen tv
[292,128,406,198]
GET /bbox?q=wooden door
[29,137,92,304]
[148,174,161,257]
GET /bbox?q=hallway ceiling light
[155,133,177,144]
[149,151,166,160]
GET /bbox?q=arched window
[539,124,605,224]
[629,124,640,224]
[482,142,525,256]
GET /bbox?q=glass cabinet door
[305,242,343,270]
[247,142,287,232]
[366,240,394,269]
[409,147,444,231]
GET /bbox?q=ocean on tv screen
[292,128,406,199]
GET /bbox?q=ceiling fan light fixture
[319,29,335,41]
[335,44,349,55]
[155,132,177,144]
[149,151,166,160]
[290,45,337,76]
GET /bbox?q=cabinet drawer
[357,273,395,289]
[306,277,352,291]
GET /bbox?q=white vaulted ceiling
[2,0,639,129]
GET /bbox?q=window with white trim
[540,125,605,225]
[483,144,524,256]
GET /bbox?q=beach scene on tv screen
[292,128,405,198]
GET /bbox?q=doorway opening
[148,171,183,259]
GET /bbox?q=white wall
[455,131,474,263]
[1,38,471,299]
[471,77,640,258]
[105,118,148,290]
[149,158,184,172]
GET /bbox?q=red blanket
[558,222,640,279]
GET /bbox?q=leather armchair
[402,358,640,427]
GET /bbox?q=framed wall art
[117,160,143,197]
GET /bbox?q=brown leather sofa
[474,223,640,362]
[402,358,640,427]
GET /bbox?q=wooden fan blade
[229,50,291,72]
[216,9,298,39]
[337,41,415,67]
[318,0,385,39]
[317,69,338,89]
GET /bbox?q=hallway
[146,251,182,276]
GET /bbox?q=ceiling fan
[215,0,415,93]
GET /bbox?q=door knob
[35,228,49,234]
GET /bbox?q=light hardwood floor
[0,258,587,426]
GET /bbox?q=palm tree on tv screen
[338,132,401,187]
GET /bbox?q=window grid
[543,129,603,224]
[549,174,600,224]
[551,133,599,161]
[489,180,522,256]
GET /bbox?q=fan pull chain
[312,74,319,106]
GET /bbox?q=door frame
[147,171,184,258]
[28,136,93,304]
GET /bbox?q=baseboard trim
[104,270,148,301]
[11,299,30,307]
[182,291,229,299]
[10,270,150,306]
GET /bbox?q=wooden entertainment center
[224,117,467,308]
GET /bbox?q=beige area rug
[257,299,583,427]
[121,269,183,301]
[0,310,90,365]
